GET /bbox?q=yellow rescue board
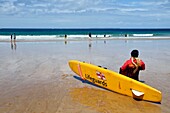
[69,60,162,103]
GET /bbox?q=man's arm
[139,60,145,70]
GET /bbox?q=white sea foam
[0,34,112,41]
[0,34,169,41]
[133,34,153,37]
[0,35,63,41]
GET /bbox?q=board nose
[68,60,75,68]
[68,60,80,76]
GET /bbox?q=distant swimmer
[10,34,13,40]
[14,33,16,42]
[125,34,129,37]
[89,33,91,38]
[65,34,67,39]
[10,33,17,50]
[88,33,92,40]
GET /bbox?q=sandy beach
[0,39,170,113]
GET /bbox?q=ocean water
[0,28,170,41]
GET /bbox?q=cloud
[136,0,170,6]
[0,0,169,28]
[0,0,18,15]
[0,0,104,16]
[0,0,169,16]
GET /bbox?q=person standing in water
[10,33,17,50]
[14,33,16,42]
[88,33,92,40]
[119,49,145,81]
[10,34,13,41]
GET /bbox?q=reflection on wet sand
[70,86,161,113]
[10,41,17,50]
[64,40,67,45]
[89,41,92,48]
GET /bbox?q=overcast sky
[0,0,170,28]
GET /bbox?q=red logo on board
[96,71,106,80]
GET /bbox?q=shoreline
[1,36,170,42]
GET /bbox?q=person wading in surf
[119,49,145,81]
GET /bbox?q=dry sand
[0,40,170,113]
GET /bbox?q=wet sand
[0,40,170,113]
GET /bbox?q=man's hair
[131,50,139,57]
